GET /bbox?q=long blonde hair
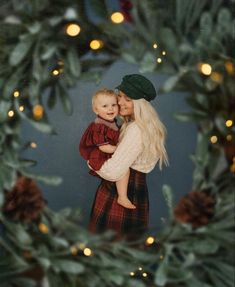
[119,99,169,169]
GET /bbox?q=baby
[79,89,135,209]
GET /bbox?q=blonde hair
[92,89,116,113]
[120,99,169,170]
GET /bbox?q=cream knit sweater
[95,122,159,181]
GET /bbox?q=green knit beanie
[116,74,157,101]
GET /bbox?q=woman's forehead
[118,90,132,100]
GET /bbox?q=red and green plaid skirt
[88,169,149,237]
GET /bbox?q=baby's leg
[116,169,136,209]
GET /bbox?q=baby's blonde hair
[92,89,117,113]
[120,99,169,170]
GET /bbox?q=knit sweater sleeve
[96,123,142,181]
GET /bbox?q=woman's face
[117,91,134,117]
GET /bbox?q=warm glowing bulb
[157,58,162,63]
[160,255,164,260]
[111,12,124,23]
[66,23,81,36]
[78,243,86,250]
[226,120,233,127]
[145,236,155,245]
[130,272,135,276]
[225,61,234,75]
[210,72,222,83]
[38,223,49,234]
[30,142,37,148]
[226,135,232,141]
[70,246,78,256]
[199,63,212,75]
[90,40,103,50]
[142,272,148,277]
[8,110,14,117]
[33,105,44,120]
[210,135,218,144]
[13,90,20,97]
[153,43,158,49]
[162,51,166,55]
[138,267,143,271]
[19,105,24,112]
[52,69,59,76]
[83,248,92,256]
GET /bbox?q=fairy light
[226,134,232,141]
[225,61,234,75]
[66,23,81,36]
[111,12,124,23]
[83,247,92,256]
[162,51,166,55]
[19,105,24,112]
[210,72,222,83]
[33,105,44,120]
[157,58,162,63]
[13,90,20,97]
[210,135,218,144]
[198,63,212,75]
[130,272,135,276]
[138,267,143,271]
[8,110,14,117]
[78,243,86,250]
[38,223,49,234]
[153,43,158,49]
[160,255,164,260]
[225,120,233,127]
[52,69,59,76]
[145,236,155,245]
[70,245,78,256]
[30,142,37,148]
[142,272,148,277]
[230,157,235,173]
[90,40,103,50]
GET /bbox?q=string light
[230,157,235,173]
[90,40,103,50]
[225,61,234,75]
[160,255,164,260]
[33,105,44,120]
[210,135,218,144]
[70,245,78,256]
[130,272,135,276]
[13,90,20,97]
[138,267,143,271]
[153,43,158,49]
[52,69,60,76]
[8,110,14,117]
[210,72,222,83]
[83,247,92,256]
[19,105,24,112]
[38,223,49,234]
[30,142,37,148]
[111,12,124,23]
[145,236,155,245]
[66,23,81,36]
[226,135,232,141]
[198,63,212,75]
[157,58,162,63]
[162,51,166,55]
[142,272,148,277]
[225,120,233,127]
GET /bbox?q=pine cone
[4,176,45,223]
[174,191,215,228]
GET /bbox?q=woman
[88,74,168,237]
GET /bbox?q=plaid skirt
[88,169,149,237]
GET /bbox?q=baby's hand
[99,144,117,154]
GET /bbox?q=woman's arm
[95,123,142,181]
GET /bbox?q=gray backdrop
[21,60,197,231]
